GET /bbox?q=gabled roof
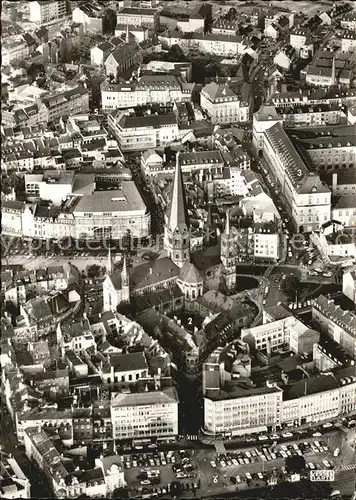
[202,82,238,101]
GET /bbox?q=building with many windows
[111,387,179,439]
[200,82,251,124]
[312,294,356,359]
[253,104,331,232]
[204,383,283,436]
[72,183,150,240]
[29,0,66,24]
[108,110,179,152]
[116,7,160,31]
[101,73,194,111]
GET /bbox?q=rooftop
[111,386,179,407]
[72,182,146,214]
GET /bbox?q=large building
[111,387,179,439]
[72,183,150,240]
[108,110,179,152]
[158,32,247,58]
[200,82,250,124]
[304,50,352,87]
[312,295,356,359]
[29,0,66,24]
[116,7,160,31]
[204,383,283,436]
[101,74,194,111]
[242,315,319,355]
[253,104,331,232]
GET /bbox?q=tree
[170,481,183,498]
[27,62,45,82]
[102,9,117,35]
[285,454,306,474]
[87,264,102,278]
[167,44,187,62]
[280,275,300,300]
[226,7,238,21]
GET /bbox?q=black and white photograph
[1,0,356,498]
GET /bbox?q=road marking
[340,463,356,471]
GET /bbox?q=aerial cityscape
[1,0,356,499]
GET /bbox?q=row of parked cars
[172,450,196,479]
[211,439,330,469]
[122,450,174,469]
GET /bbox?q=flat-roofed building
[204,383,283,435]
[111,387,179,439]
[101,73,194,111]
[108,110,179,152]
[72,182,150,240]
[304,50,352,87]
[29,0,66,24]
[116,7,159,31]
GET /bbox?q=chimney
[332,172,338,193]
[266,337,271,358]
[149,268,153,275]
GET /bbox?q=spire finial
[225,209,230,235]
[122,252,127,277]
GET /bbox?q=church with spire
[164,152,191,268]
[103,152,238,313]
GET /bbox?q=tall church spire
[167,152,189,233]
[164,152,190,268]
[107,245,112,275]
[120,252,130,302]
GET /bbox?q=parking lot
[121,449,200,497]
[118,422,354,498]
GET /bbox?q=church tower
[120,253,130,302]
[164,152,190,268]
[220,210,237,292]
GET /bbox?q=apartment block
[108,110,179,152]
[253,104,331,233]
[204,384,283,435]
[29,0,66,24]
[111,387,179,439]
[312,294,356,359]
[101,74,194,111]
[116,7,159,31]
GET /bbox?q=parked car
[282,432,293,438]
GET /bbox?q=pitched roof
[103,351,147,373]
[202,82,239,101]
[179,262,203,284]
[130,257,180,291]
